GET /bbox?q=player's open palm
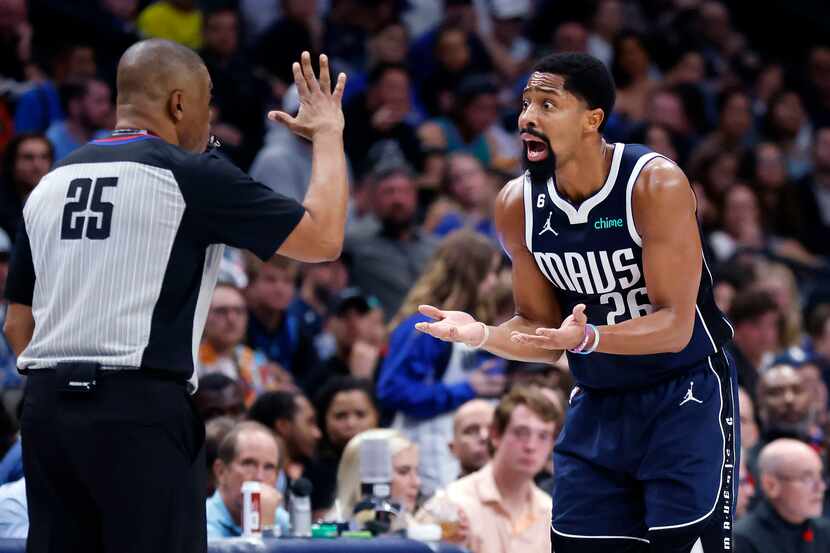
[268,51,347,140]
[414,305,485,347]
[511,303,588,350]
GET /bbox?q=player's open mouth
[522,133,549,162]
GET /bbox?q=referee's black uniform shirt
[4,131,305,553]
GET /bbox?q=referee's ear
[169,91,185,122]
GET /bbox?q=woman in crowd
[333,428,421,523]
[310,376,380,518]
[377,230,506,496]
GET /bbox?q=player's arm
[416,177,565,363]
[4,220,35,355]
[271,52,348,262]
[594,159,700,353]
[512,158,701,354]
[180,53,348,264]
[3,304,33,356]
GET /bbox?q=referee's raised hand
[268,51,347,140]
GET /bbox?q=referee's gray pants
[20,369,207,553]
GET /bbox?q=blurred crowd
[1,0,830,550]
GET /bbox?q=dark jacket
[734,500,830,553]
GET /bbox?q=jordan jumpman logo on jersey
[539,212,558,236]
[679,381,703,406]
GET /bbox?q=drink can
[242,481,263,536]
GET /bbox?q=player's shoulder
[495,173,525,215]
[623,143,691,201]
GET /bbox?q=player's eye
[521,99,529,110]
[544,101,555,110]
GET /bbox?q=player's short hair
[532,52,616,131]
[729,289,779,326]
[492,386,562,437]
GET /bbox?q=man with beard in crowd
[343,156,437,319]
[416,52,737,553]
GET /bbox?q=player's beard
[521,128,556,187]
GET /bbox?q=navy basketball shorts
[551,350,739,553]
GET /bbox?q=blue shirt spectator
[0,440,23,487]
[377,312,478,419]
[0,477,27,538]
[13,82,63,134]
[205,489,289,538]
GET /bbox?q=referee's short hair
[216,421,280,468]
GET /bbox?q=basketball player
[416,53,738,552]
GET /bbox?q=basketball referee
[2,40,348,553]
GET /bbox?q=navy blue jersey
[523,143,733,390]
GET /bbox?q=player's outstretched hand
[510,304,588,350]
[268,52,347,140]
[414,305,486,347]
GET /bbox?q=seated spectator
[317,288,385,380]
[244,255,320,394]
[421,386,557,553]
[688,87,755,173]
[0,430,21,487]
[0,134,53,242]
[0,229,19,390]
[288,259,349,348]
[207,421,289,537]
[754,262,804,350]
[379,230,506,495]
[762,90,813,180]
[746,142,807,241]
[448,399,494,479]
[746,364,812,482]
[343,63,423,178]
[137,0,203,50]
[609,31,659,128]
[727,289,780,399]
[199,6,269,170]
[423,153,498,243]
[248,391,323,506]
[205,416,236,497]
[249,85,315,202]
[739,386,760,452]
[0,477,26,538]
[311,376,380,517]
[735,439,830,552]
[199,283,295,404]
[414,23,492,118]
[804,305,830,378]
[333,428,421,524]
[419,75,518,173]
[194,373,245,423]
[796,126,830,256]
[757,364,811,444]
[343,158,438,319]
[252,0,319,94]
[13,42,96,133]
[735,455,755,521]
[46,78,112,161]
